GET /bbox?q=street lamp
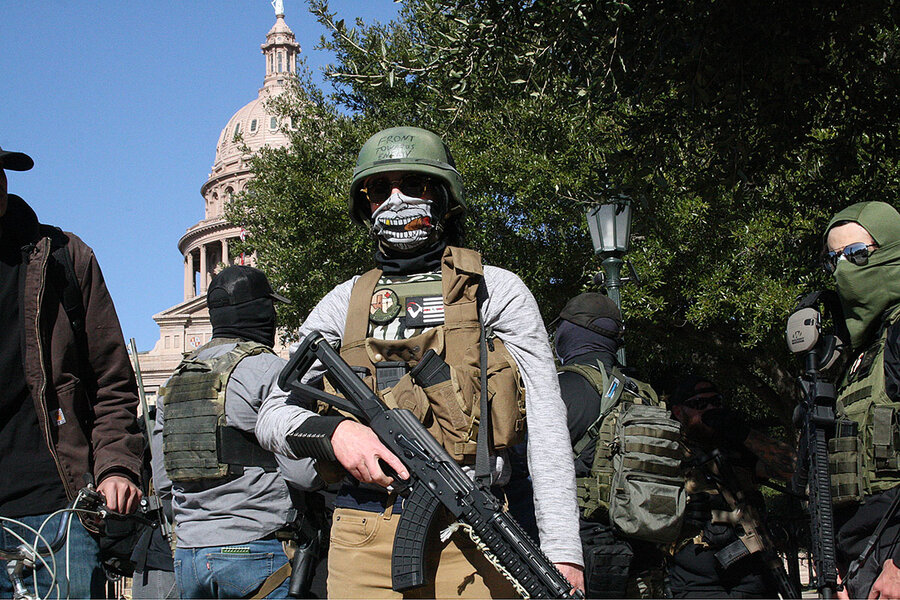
[586,195,634,364]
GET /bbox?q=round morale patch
[370,287,401,325]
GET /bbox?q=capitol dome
[200,11,300,218]
[140,3,299,399]
[213,95,289,172]
[180,7,301,286]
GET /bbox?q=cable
[0,517,58,599]
[0,488,101,600]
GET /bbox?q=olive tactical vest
[830,305,900,505]
[161,339,275,482]
[334,246,526,462]
[562,361,685,543]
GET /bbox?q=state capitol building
[136,5,299,399]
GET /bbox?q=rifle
[278,332,582,599]
[785,292,846,598]
[695,449,801,599]
[128,338,173,546]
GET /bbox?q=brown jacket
[11,194,143,500]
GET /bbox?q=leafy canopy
[229,0,900,424]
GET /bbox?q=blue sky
[1,1,399,351]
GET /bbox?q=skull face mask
[371,192,437,252]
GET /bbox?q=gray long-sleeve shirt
[151,341,319,549]
[255,266,583,566]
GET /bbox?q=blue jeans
[175,539,290,599]
[0,511,105,599]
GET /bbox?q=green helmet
[349,126,465,225]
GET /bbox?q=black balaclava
[555,317,622,367]
[210,297,277,347]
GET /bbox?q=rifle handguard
[286,416,347,462]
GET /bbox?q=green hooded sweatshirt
[825,201,900,349]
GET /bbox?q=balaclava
[555,318,623,367]
[825,201,900,349]
[371,182,452,275]
[370,178,452,252]
[210,298,277,348]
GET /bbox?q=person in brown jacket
[0,146,144,599]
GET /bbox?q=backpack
[562,362,685,543]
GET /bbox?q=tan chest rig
[326,247,526,462]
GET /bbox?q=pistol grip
[391,482,442,592]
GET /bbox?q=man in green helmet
[256,126,584,597]
[820,201,900,599]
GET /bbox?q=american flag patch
[405,295,444,327]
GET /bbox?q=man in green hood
[823,201,900,599]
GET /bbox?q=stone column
[199,244,208,294]
[221,238,229,267]
[184,251,195,300]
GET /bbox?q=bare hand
[331,420,409,488]
[868,559,900,599]
[97,475,142,514]
[555,562,585,594]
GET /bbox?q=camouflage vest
[161,339,274,482]
[830,305,900,505]
[562,361,685,543]
[334,246,526,462]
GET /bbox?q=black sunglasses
[683,393,722,410]
[822,242,878,274]
[361,174,429,205]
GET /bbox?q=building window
[250,119,258,133]
[277,53,283,73]
[270,117,278,129]
[233,122,241,139]
[165,336,171,349]
[174,335,181,349]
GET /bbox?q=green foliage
[228,0,900,424]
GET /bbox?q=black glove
[702,522,739,550]
[683,492,712,531]
[700,408,751,448]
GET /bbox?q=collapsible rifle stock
[278,331,582,599]
[786,291,846,598]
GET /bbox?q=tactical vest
[562,361,685,543]
[333,246,526,462]
[161,339,276,482]
[829,305,900,505]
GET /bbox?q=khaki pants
[327,506,517,599]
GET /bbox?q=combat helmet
[349,126,465,225]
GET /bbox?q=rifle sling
[475,278,492,486]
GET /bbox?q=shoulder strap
[568,362,625,456]
[475,273,492,486]
[343,268,383,349]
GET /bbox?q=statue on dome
[272,0,284,16]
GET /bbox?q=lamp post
[586,195,633,365]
